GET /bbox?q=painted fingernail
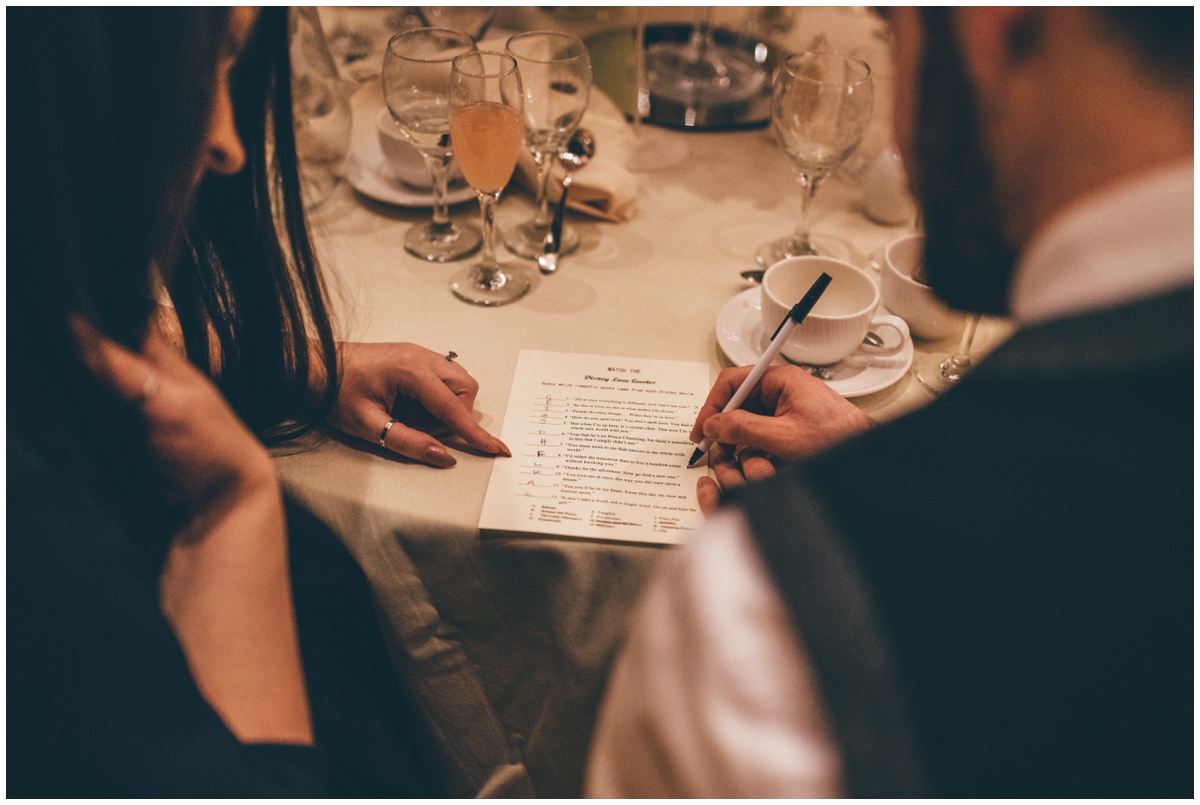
[492,438,512,457]
[423,445,456,468]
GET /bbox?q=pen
[687,272,833,469]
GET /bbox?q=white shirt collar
[1009,161,1194,324]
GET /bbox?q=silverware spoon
[538,128,596,275]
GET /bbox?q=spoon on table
[538,128,597,275]
[739,267,885,346]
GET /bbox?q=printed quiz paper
[478,350,710,545]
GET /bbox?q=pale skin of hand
[75,320,313,746]
[151,305,509,468]
[690,364,873,514]
[329,341,510,468]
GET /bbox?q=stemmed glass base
[913,352,971,396]
[914,314,980,395]
[755,232,852,268]
[506,219,579,260]
[449,262,532,306]
[645,41,766,105]
[405,220,481,262]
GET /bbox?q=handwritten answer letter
[478,350,710,545]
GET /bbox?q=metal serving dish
[585,23,785,131]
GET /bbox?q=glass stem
[942,314,980,380]
[477,191,501,277]
[532,150,554,228]
[690,7,714,60]
[634,8,648,127]
[792,171,824,252]
[425,153,453,228]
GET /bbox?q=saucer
[344,83,475,208]
[715,287,914,398]
[344,132,475,208]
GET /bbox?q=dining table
[276,6,1014,797]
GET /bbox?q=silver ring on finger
[379,418,398,448]
[445,351,458,362]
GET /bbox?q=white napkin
[512,87,640,223]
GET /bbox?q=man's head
[888,7,1193,315]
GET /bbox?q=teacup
[375,107,463,189]
[881,233,968,340]
[761,256,909,366]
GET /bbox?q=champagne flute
[504,31,592,260]
[447,51,530,306]
[914,314,981,395]
[382,28,481,262]
[756,51,874,267]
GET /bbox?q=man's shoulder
[982,286,1192,380]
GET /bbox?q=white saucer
[715,287,914,398]
[344,84,475,208]
[344,135,476,208]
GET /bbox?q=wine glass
[914,314,981,395]
[382,28,481,262]
[503,31,592,260]
[756,51,874,268]
[622,8,690,173]
[447,51,531,306]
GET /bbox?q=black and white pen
[687,272,833,469]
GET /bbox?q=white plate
[715,287,914,398]
[344,84,476,208]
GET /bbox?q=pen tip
[687,447,705,468]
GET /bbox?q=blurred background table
[275,6,1012,797]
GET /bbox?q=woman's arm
[151,303,508,467]
[77,321,312,745]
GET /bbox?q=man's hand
[692,364,872,513]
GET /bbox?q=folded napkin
[511,87,640,223]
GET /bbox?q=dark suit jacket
[735,288,1193,797]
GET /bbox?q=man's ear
[953,7,1045,96]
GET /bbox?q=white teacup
[761,256,909,366]
[881,233,968,341]
[375,107,463,189]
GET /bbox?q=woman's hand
[327,342,510,468]
[691,364,872,514]
[76,320,278,512]
[75,320,312,745]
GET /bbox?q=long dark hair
[9,8,234,557]
[169,8,340,442]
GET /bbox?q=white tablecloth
[277,7,1012,796]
